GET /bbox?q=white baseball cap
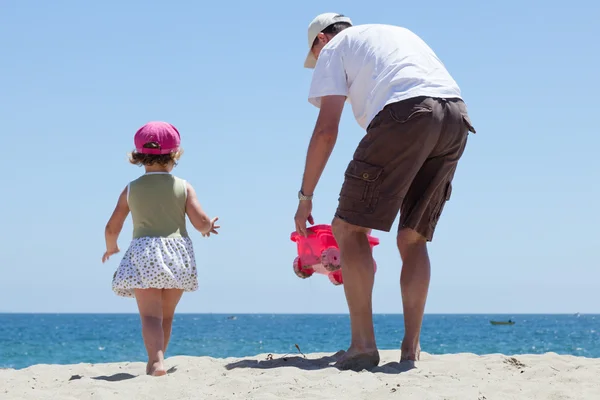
[304,12,352,69]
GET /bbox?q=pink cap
[134,121,181,154]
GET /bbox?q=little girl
[101,121,219,376]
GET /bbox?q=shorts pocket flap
[462,114,476,133]
[344,160,383,182]
[445,182,452,201]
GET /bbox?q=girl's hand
[103,187,129,263]
[102,246,120,263]
[202,217,220,238]
[185,183,220,237]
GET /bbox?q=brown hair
[128,142,184,167]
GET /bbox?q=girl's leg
[161,289,184,354]
[134,289,167,376]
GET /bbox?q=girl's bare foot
[147,361,167,377]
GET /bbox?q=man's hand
[294,200,315,237]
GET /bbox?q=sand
[1,351,599,400]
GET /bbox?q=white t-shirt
[308,24,462,130]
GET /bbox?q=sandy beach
[1,351,599,400]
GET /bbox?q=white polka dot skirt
[112,236,198,298]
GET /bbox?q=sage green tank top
[127,173,189,239]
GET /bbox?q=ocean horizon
[1,313,598,369]
[1,312,594,315]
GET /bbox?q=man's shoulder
[340,24,413,46]
[323,25,376,52]
[353,24,414,37]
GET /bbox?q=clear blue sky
[1,0,598,314]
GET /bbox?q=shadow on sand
[225,352,416,375]
[91,366,177,382]
[91,373,137,382]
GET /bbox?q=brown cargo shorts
[335,96,476,241]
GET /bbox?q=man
[294,13,476,371]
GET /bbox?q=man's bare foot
[331,350,347,360]
[147,361,167,377]
[334,347,380,372]
[400,341,421,362]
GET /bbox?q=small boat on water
[490,320,515,326]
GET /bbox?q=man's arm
[300,95,346,196]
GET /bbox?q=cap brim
[304,50,317,69]
[136,147,179,155]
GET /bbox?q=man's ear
[317,32,328,45]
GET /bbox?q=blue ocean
[1,314,598,369]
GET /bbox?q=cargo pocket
[338,160,384,214]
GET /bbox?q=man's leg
[331,97,446,370]
[396,97,472,361]
[331,217,379,371]
[397,228,429,361]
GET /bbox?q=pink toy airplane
[290,224,379,286]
